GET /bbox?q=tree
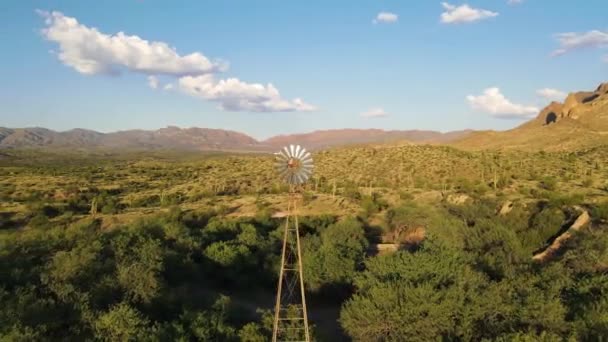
[113,233,164,304]
[204,241,251,268]
[340,238,488,341]
[94,303,151,341]
[43,240,104,301]
[303,217,368,292]
[162,296,239,341]
[238,323,266,342]
[461,218,527,280]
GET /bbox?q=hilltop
[453,82,608,151]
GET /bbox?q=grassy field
[1,145,608,340]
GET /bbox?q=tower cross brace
[272,188,310,342]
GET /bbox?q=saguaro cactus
[90,197,98,217]
[160,190,166,207]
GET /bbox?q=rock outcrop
[532,207,591,262]
[596,82,608,94]
[538,83,608,124]
[498,201,514,215]
[454,81,608,152]
[537,101,563,125]
[446,193,471,205]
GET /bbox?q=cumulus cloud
[178,75,316,112]
[551,30,608,57]
[467,88,538,119]
[147,75,159,89]
[507,0,523,4]
[360,108,388,118]
[536,88,566,101]
[373,12,398,24]
[440,3,498,24]
[38,10,225,76]
[38,10,316,112]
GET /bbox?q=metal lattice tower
[272,145,313,342]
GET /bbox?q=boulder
[446,193,471,205]
[498,200,513,215]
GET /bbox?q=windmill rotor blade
[296,147,307,159]
[276,152,289,161]
[288,145,295,158]
[300,152,311,160]
[295,145,302,159]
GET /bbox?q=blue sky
[1,0,607,139]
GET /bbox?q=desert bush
[539,176,558,191]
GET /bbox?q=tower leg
[272,191,310,342]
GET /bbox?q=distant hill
[0,126,261,151]
[0,126,471,151]
[262,129,472,150]
[453,82,608,151]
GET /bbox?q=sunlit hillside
[454,83,608,151]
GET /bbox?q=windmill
[272,144,313,342]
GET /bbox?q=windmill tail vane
[272,144,312,342]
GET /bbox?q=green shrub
[539,177,557,191]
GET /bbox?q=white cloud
[38,10,225,76]
[467,87,539,119]
[360,108,388,118]
[38,10,315,112]
[147,75,159,89]
[536,88,567,101]
[551,30,608,56]
[440,3,498,24]
[178,75,316,112]
[603,55,608,63]
[507,0,523,5]
[373,12,398,24]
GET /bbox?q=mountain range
[2,82,607,152]
[0,126,472,152]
